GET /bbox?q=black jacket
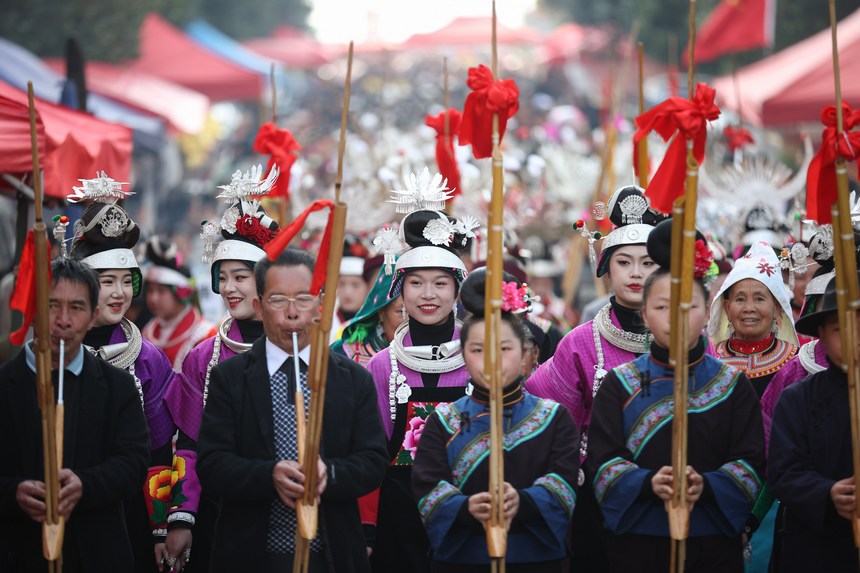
[197,337,388,573]
[0,348,150,572]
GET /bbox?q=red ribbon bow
[253,122,302,200]
[265,199,335,295]
[459,65,519,159]
[805,103,860,224]
[723,125,754,153]
[425,109,462,198]
[633,82,721,214]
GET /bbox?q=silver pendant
[395,381,412,403]
[594,368,607,384]
[577,468,585,487]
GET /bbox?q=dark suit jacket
[0,348,150,572]
[197,337,388,573]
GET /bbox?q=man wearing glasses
[197,248,388,573]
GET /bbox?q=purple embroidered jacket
[366,327,469,440]
[760,340,828,453]
[525,311,637,435]
[107,325,177,450]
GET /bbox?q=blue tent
[0,37,165,151]
[185,20,281,77]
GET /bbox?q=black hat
[794,274,848,337]
[645,218,710,275]
[145,236,194,301]
[595,186,665,277]
[459,267,534,317]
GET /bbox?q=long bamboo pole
[28,83,65,572]
[637,42,649,188]
[826,0,860,557]
[485,4,507,573]
[667,2,698,571]
[292,43,353,573]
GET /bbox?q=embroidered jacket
[586,350,765,538]
[412,390,580,565]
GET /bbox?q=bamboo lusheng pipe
[28,82,65,567]
[292,42,352,573]
[827,0,860,551]
[667,2,698,570]
[637,42,649,189]
[485,4,507,572]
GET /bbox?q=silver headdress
[67,171,133,204]
[387,168,454,213]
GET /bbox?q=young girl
[412,268,580,572]
[586,219,766,573]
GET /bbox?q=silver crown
[619,194,648,225]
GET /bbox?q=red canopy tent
[44,59,210,135]
[539,23,611,65]
[244,26,329,69]
[0,81,132,199]
[714,8,860,126]
[131,13,264,102]
[402,17,540,48]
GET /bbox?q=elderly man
[0,258,150,572]
[197,248,388,572]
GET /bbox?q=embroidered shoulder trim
[418,480,460,523]
[625,363,740,458]
[534,472,577,518]
[434,402,462,434]
[451,400,558,487]
[593,457,638,504]
[718,459,762,501]
[714,338,798,378]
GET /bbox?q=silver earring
[727,322,735,338]
[453,303,458,322]
[401,305,408,321]
[771,318,779,334]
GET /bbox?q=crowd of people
[1,138,859,573]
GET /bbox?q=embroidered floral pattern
[393,402,444,466]
[616,362,739,457]
[715,338,797,378]
[146,465,172,526]
[718,460,762,501]
[451,400,557,486]
[534,473,577,517]
[418,480,461,523]
[594,457,637,504]
[757,259,776,277]
[169,455,189,510]
[435,402,462,434]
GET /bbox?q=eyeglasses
[265,294,318,311]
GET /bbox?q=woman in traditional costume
[587,219,765,573]
[366,180,477,572]
[66,173,186,573]
[412,268,580,572]
[525,185,661,570]
[163,165,280,572]
[142,236,215,370]
[708,240,800,572]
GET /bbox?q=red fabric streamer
[9,229,51,345]
[633,82,721,214]
[253,121,302,199]
[425,109,462,197]
[459,65,519,159]
[723,125,755,153]
[806,103,860,224]
[264,200,335,295]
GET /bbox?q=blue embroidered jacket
[586,350,765,538]
[411,389,580,565]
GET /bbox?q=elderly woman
[709,240,800,573]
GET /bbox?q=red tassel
[425,109,462,197]
[723,125,755,153]
[633,82,720,213]
[9,229,50,346]
[459,65,520,159]
[253,122,302,200]
[806,103,860,224]
[264,200,335,295]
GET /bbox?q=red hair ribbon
[723,125,754,153]
[425,109,462,197]
[459,65,519,159]
[264,199,335,295]
[806,103,860,224]
[633,83,720,214]
[253,122,302,200]
[9,229,52,345]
